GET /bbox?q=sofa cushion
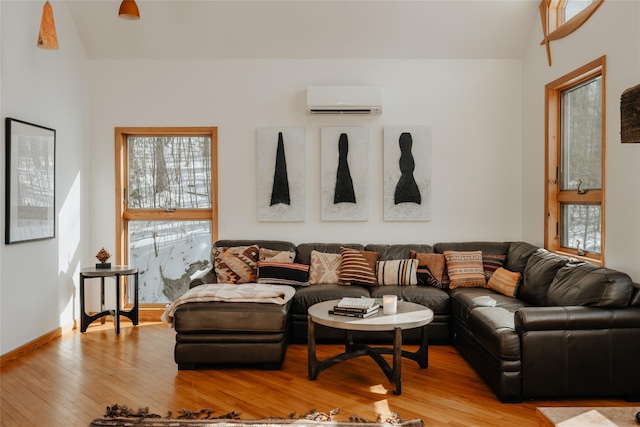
[449,287,530,327]
[173,301,290,334]
[517,249,571,306]
[308,251,342,285]
[213,245,259,284]
[295,243,364,265]
[467,306,521,360]
[444,250,486,289]
[376,259,418,285]
[487,267,521,298]
[434,241,510,256]
[257,261,309,287]
[291,284,370,315]
[339,247,378,286]
[369,285,450,315]
[364,244,433,261]
[411,251,446,288]
[546,262,635,307]
[504,241,539,274]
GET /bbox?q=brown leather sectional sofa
[173,239,640,403]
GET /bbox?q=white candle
[383,295,397,315]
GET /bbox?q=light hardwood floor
[1,321,636,427]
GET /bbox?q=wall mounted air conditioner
[306,86,383,115]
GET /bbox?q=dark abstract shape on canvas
[270,132,291,206]
[334,133,356,204]
[394,132,421,205]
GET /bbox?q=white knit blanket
[161,283,296,326]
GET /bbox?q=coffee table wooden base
[307,317,429,395]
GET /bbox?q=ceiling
[66,0,541,60]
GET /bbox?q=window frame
[544,56,606,264]
[115,127,218,313]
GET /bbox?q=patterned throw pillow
[483,254,506,281]
[339,247,378,286]
[443,250,486,289]
[308,251,342,285]
[213,245,259,284]
[259,248,295,263]
[410,251,446,288]
[377,259,418,286]
[487,267,521,297]
[257,261,310,286]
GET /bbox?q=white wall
[0,1,90,354]
[89,59,523,258]
[521,0,640,281]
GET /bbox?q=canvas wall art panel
[321,127,369,221]
[257,127,306,221]
[383,126,431,221]
[5,118,56,243]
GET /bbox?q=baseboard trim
[0,326,64,367]
[1,309,163,366]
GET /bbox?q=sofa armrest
[189,269,216,288]
[514,306,640,333]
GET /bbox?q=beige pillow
[308,251,342,285]
[259,248,295,263]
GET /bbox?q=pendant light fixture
[118,0,140,20]
[37,1,59,50]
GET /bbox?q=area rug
[89,404,423,427]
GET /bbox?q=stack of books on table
[329,297,380,318]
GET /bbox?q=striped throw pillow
[443,250,486,289]
[487,267,521,297]
[339,247,378,286]
[377,259,419,286]
[257,261,310,286]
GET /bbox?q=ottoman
[173,300,291,370]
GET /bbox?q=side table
[80,265,139,334]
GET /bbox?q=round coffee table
[307,299,434,395]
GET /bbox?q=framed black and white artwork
[321,127,369,221]
[257,127,306,221]
[383,126,431,221]
[5,118,56,244]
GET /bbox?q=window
[116,127,218,307]
[545,57,605,263]
[539,0,603,66]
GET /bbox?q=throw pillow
[214,245,259,284]
[487,267,521,298]
[259,248,295,263]
[257,261,310,286]
[482,254,506,281]
[443,250,486,289]
[339,247,378,286]
[308,251,342,285]
[376,259,419,286]
[410,251,446,288]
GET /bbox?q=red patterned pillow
[339,247,378,286]
[214,245,259,284]
[483,254,506,281]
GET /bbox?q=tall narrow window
[545,57,605,263]
[116,128,218,308]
